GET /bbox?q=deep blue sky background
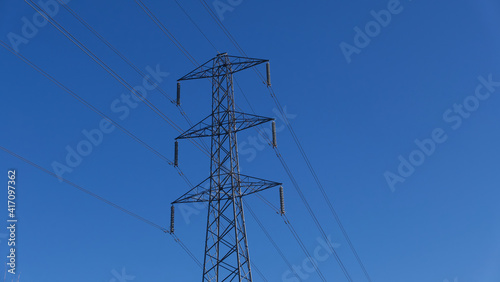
[1,0,500,281]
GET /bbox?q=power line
[275,146,353,281]
[24,0,178,130]
[171,233,203,268]
[0,37,201,194]
[173,0,219,54]
[0,145,168,232]
[245,202,309,282]
[0,39,173,165]
[25,0,210,157]
[0,145,207,269]
[251,261,268,282]
[134,0,199,67]
[241,92,353,281]
[57,0,173,102]
[56,0,196,128]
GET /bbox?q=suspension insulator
[170,205,175,233]
[176,82,181,106]
[279,186,285,215]
[272,121,277,148]
[266,62,271,87]
[174,141,179,167]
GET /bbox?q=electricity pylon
[171,53,281,281]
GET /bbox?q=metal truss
[172,174,281,204]
[172,53,280,282]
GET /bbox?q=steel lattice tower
[171,53,281,281]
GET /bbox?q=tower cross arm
[171,174,281,204]
[178,55,268,81]
[176,111,273,140]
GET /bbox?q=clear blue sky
[1,0,500,281]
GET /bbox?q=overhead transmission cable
[245,203,308,282]
[0,145,202,268]
[134,0,199,66]
[24,0,209,158]
[0,40,172,166]
[173,0,220,53]
[55,0,195,127]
